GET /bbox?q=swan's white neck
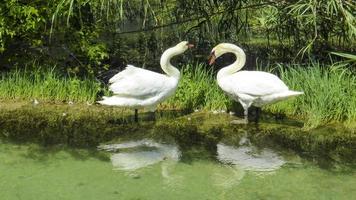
[160,47,181,79]
[217,45,246,81]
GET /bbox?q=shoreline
[0,102,355,162]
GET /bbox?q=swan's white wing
[109,65,176,98]
[226,71,289,96]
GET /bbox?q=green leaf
[331,52,356,62]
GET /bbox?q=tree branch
[114,2,276,35]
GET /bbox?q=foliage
[267,0,356,57]
[331,52,356,67]
[1,0,355,75]
[0,1,46,52]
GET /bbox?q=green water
[1,137,355,200]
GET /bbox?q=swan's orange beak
[208,52,216,65]
[187,44,194,48]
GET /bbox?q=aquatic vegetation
[263,63,356,129]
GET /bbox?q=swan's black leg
[254,107,261,123]
[231,103,249,125]
[134,109,138,122]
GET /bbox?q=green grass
[263,63,356,129]
[0,67,105,103]
[164,63,231,111]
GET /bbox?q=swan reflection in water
[98,137,286,172]
[98,136,285,189]
[217,136,286,172]
[98,139,184,188]
[98,139,180,171]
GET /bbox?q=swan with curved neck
[98,41,193,121]
[209,43,303,124]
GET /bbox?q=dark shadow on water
[24,144,110,163]
[258,110,304,128]
[178,144,219,164]
[0,139,110,163]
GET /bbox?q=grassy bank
[0,68,105,103]
[0,63,355,129]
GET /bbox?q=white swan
[98,41,193,120]
[209,43,303,123]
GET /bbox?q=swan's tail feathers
[260,90,303,105]
[286,90,304,97]
[275,90,304,101]
[108,64,138,84]
[97,96,141,107]
[97,96,126,106]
